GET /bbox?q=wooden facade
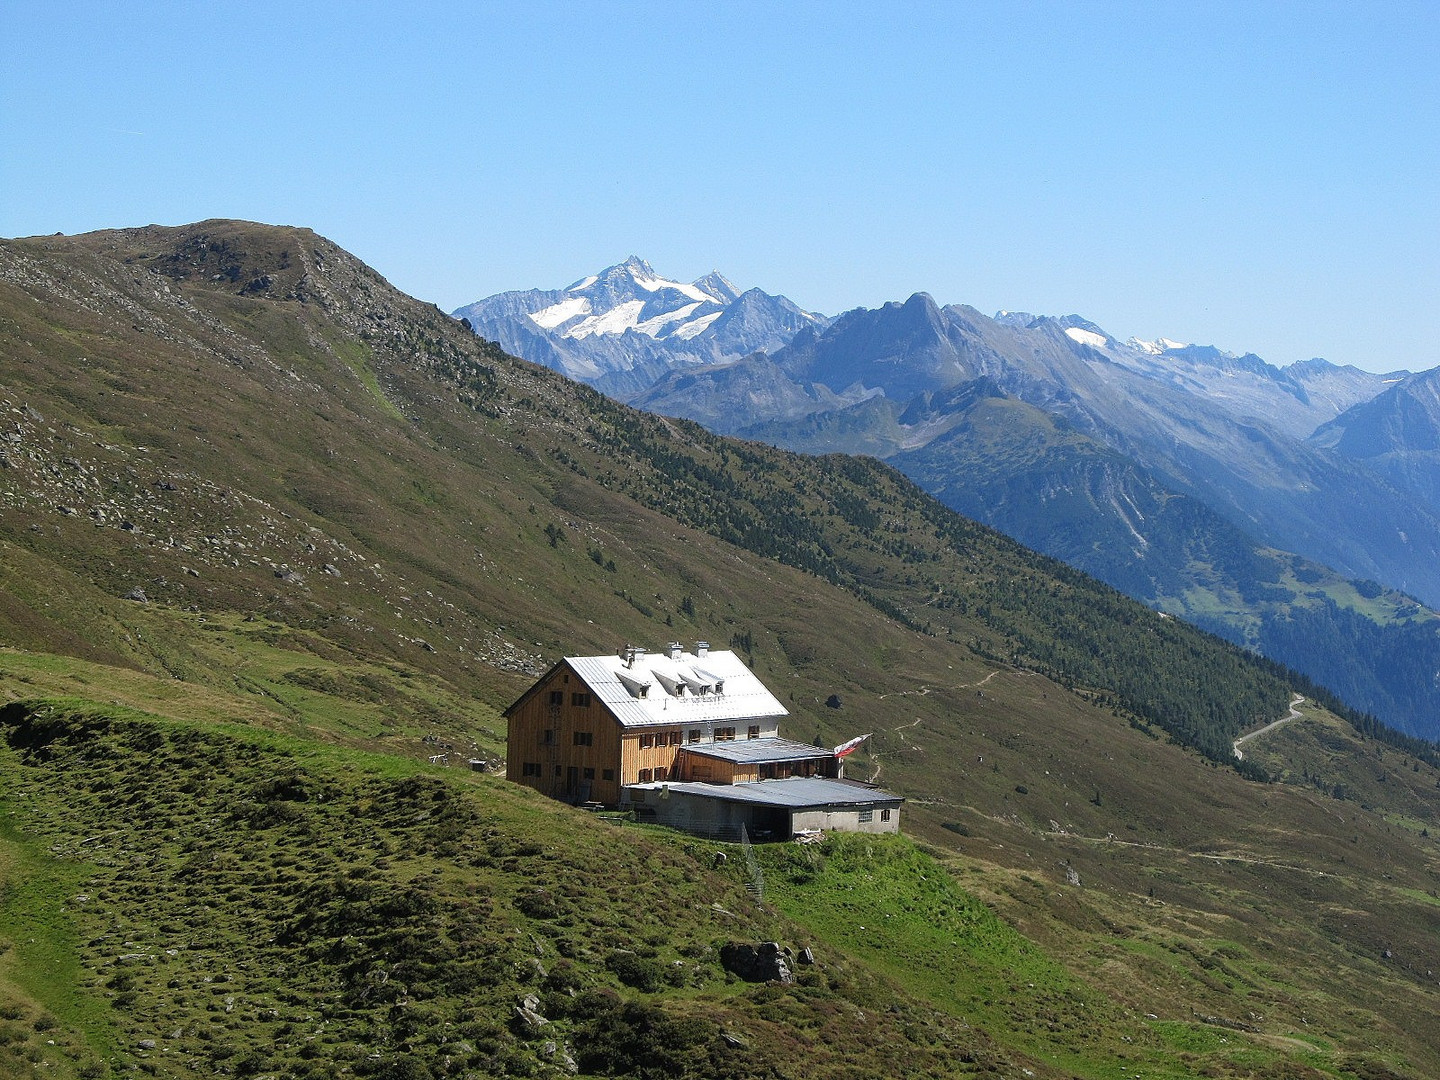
[674,747,837,786]
[505,662,625,806]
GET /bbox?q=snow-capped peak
[566,255,728,306]
[452,258,831,390]
[1128,336,1190,355]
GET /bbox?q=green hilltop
[0,220,1437,1078]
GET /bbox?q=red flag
[833,733,871,758]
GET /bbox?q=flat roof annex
[560,648,789,728]
[626,776,902,810]
[683,737,831,765]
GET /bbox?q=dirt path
[1233,694,1305,760]
[867,668,1030,783]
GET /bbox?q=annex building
[504,642,902,840]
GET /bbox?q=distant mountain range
[455,264,1440,738]
[453,256,827,400]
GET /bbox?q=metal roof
[567,648,788,728]
[683,737,831,765]
[626,777,902,809]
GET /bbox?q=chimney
[695,640,709,658]
[668,642,683,661]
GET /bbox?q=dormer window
[617,671,651,699]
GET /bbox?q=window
[688,729,702,744]
[858,809,874,823]
[714,727,736,741]
[602,768,615,781]
[669,731,683,746]
[541,728,555,745]
[640,733,654,749]
[573,731,593,747]
[654,767,668,782]
[548,690,564,706]
[583,767,595,780]
[691,764,712,780]
[571,692,591,707]
[522,762,541,777]
[638,769,652,783]
[554,764,562,776]
[881,808,891,822]
[747,725,760,739]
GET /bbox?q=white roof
[567,648,788,728]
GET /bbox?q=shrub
[604,950,665,992]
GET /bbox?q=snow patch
[565,299,646,339]
[670,311,723,340]
[628,268,723,304]
[1131,336,1190,354]
[635,302,705,337]
[566,275,599,292]
[529,297,591,330]
[1065,326,1108,349]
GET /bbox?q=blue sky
[4,1,1436,372]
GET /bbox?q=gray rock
[125,586,148,603]
[541,1040,578,1073]
[719,941,794,984]
[513,1004,548,1033]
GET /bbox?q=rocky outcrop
[719,942,794,984]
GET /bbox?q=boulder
[719,941,794,984]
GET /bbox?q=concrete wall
[626,787,901,840]
[629,788,786,841]
[791,806,900,834]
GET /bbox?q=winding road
[1233,694,1305,760]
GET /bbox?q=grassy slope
[0,221,1437,1076]
[1,697,1048,1080]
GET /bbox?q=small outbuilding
[626,776,902,842]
